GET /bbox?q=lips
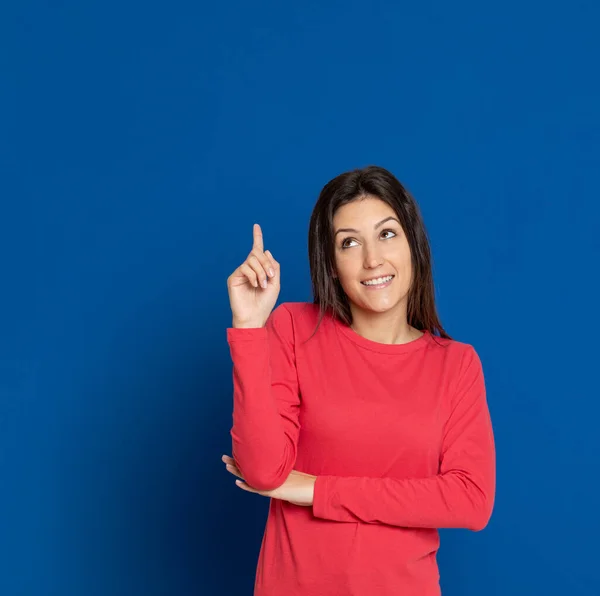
[361,274,395,286]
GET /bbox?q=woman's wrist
[232,319,266,329]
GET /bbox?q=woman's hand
[227,224,280,328]
[222,455,316,507]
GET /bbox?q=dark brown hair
[308,165,451,339]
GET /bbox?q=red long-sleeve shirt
[227,302,496,596]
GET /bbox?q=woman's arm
[227,303,301,492]
[312,347,496,531]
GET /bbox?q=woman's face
[332,196,413,316]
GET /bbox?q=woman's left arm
[312,346,496,531]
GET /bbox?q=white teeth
[362,275,393,286]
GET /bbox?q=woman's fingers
[250,224,275,278]
[239,263,259,288]
[222,455,243,478]
[252,223,264,253]
[236,228,276,289]
[227,224,276,292]
[248,249,275,279]
[225,464,244,480]
[247,255,269,288]
[264,250,278,276]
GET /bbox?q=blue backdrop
[1,1,598,594]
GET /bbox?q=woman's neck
[349,305,422,345]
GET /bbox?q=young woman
[221,165,496,596]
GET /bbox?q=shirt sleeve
[312,345,496,531]
[226,303,301,492]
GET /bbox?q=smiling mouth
[361,275,395,286]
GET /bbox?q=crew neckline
[333,316,432,354]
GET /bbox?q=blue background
[1,1,598,594]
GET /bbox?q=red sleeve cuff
[312,475,339,520]
[226,327,268,342]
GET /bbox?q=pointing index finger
[253,223,264,252]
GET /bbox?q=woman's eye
[341,238,357,249]
[381,229,397,239]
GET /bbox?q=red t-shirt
[227,302,495,596]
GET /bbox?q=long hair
[308,165,451,339]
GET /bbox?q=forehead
[333,196,397,225]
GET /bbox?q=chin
[354,296,403,315]
[365,304,398,315]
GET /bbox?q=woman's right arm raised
[225,224,301,491]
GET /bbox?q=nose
[363,243,383,269]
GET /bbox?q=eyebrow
[334,216,400,236]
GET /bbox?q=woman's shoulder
[427,331,477,355]
[272,301,322,327]
[429,333,484,379]
[268,302,327,341]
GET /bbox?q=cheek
[384,243,412,273]
[334,254,360,284]
[394,259,413,286]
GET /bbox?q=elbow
[467,494,495,532]
[453,470,495,531]
[232,442,297,492]
[468,512,491,532]
[234,459,291,492]
[242,471,286,492]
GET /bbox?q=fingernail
[268,268,275,277]
[261,279,267,288]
